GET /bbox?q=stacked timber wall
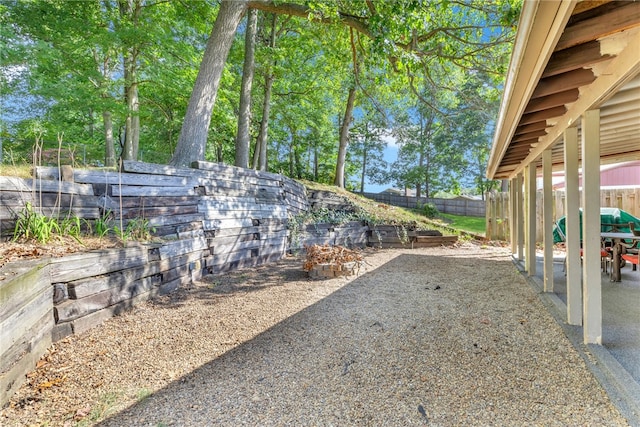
[0,160,315,407]
[0,161,458,407]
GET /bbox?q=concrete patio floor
[517,255,640,425]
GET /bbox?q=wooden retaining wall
[0,161,458,408]
[0,160,312,407]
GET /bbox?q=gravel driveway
[1,244,628,426]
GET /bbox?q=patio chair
[621,252,639,279]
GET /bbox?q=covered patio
[487,0,640,418]
[488,0,640,344]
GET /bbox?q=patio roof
[487,0,640,180]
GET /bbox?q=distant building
[544,161,640,190]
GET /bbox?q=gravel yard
[1,243,629,426]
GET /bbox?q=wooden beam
[513,28,640,178]
[531,68,596,99]
[572,1,614,16]
[515,121,549,135]
[512,130,547,142]
[543,41,611,78]
[556,2,640,51]
[520,106,568,125]
[525,88,580,114]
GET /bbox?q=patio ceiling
[487,0,640,180]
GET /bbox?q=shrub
[422,203,440,218]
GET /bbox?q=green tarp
[553,208,640,243]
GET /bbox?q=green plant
[422,203,440,218]
[395,224,409,244]
[115,217,156,242]
[12,202,61,243]
[90,210,114,238]
[76,391,122,426]
[59,215,84,244]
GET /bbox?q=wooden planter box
[307,261,361,279]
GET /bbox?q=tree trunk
[360,148,367,193]
[334,86,356,188]
[103,110,116,167]
[119,0,141,161]
[170,1,248,167]
[313,145,318,181]
[416,149,423,199]
[235,7,258,168]
[252,13,277,171]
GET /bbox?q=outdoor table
[601,232,640,282]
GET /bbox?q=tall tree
[349,111,388,193]
[170,1,248,167]
[252,13,278,171]
[118,0,142,161]
[235,8,258,168]
[334,86,356,187]
[172,0,518,170]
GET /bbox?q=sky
[361,133,398,193]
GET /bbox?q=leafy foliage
[1,0,520,196]
[13,202,61,244]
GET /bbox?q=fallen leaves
[302,244,364,272]
[36,376,66,392]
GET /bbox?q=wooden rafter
[556,1,640,51]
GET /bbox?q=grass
[300,180,456,235]
[440,213,486,236]
[0,164,33,178]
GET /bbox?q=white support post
[582,109,602,344]
[525,164,537,276]
[542,150,554,292]
[516,173,524,261]
[564,127,582,325]
[510,178,516,255]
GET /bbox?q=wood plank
[519,105,568,125]
[212,239,262,255]
[531,68,596,99]
[68,289,153,336]
[54,274,161,323]
[198,198,274,211]
[111,185,197,197]
[203,218,256,230]
[121,160,195,176]
[119,205,199,219]
[0,286,52,351]
[0,310,53,408]
[413,235,459,246]
[48,245,149,283]
[199,207,288,220]
[524,88,580,114]
[542,41,611,78]
[100,195,199,209]
[158,236,209,259]
[0,264,50,322]
[192,160,285,183]
[67,258,175,299]
[36,167,192,187]
[556,2,640,51]
[1,308,53,374]
[0,177,94,195]
[209,233,261,247]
